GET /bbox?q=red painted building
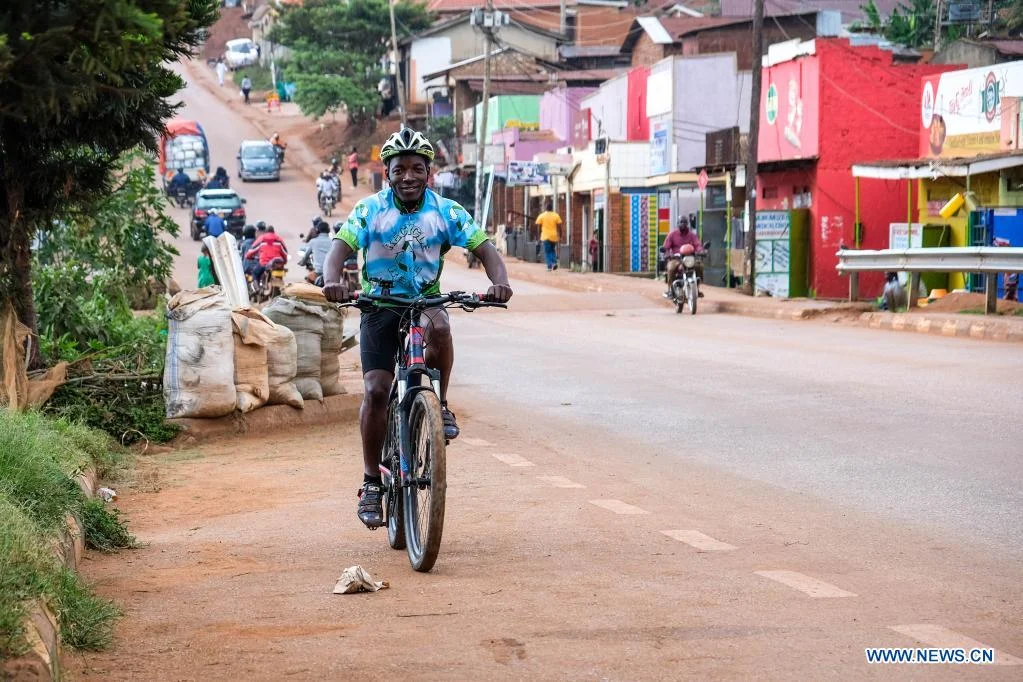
[755,39,955,298]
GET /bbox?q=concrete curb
[3,468,99,680]
[858,312,1023,343]
[169,392,363,445]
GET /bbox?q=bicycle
[340,286,507,572]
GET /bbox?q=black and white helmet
[379,127,435,163]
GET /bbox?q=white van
[224,38,258,70]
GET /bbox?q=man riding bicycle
[322,127,513,529]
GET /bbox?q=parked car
[191,189,247,240]
[237,140,281,182]
[224,38,258,70]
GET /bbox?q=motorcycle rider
[169,167,190,194]
[245,226,288,284]
[662,216,705,298]
[203,208,226,238]
[302,222,333,284]
[206,166,229,190]
[321,127,512,529]
[270,132,287,161]
[239,224,257,256]
[316,171,337,209]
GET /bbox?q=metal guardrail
[836,247,1023,314]
[836,247,1023,274]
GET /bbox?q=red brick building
[754,39,956,298]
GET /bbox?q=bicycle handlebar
[338,291,507,311]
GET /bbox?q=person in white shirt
[215,59,227,87]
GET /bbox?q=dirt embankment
[202,5,256,62]
[920,291,1021,315]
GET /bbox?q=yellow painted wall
[917,173,1002,290]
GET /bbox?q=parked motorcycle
[669,244,708,315]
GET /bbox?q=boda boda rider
[321,127,513,529]
[662,217,705,298]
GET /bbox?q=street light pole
[473,0,496,224]
[743,0,764,296]
[389,0,407,127]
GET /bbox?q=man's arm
[322,239,355,302]
[470,240,513,303]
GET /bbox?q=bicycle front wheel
[402,390,447,572]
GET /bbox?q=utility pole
[560,0,567,35]
[389,0,407,126]
[743,0,764,296]
[933,0,943,53]
[472,0,496,224]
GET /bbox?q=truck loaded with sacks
[159,118,210,193]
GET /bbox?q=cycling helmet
[379,127,435,163]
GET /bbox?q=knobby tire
[402,390,446,572]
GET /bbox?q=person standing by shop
[535,201,562,271]
[347,146,360,188]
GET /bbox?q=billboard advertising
[758,55,820,162]
[920,61,1023,158]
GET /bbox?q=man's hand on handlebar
[485,283,513,303]
[322,281,351,303]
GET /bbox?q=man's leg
[695,263,706,297]
[423,308,459,439]
[351,168,358,187]
[665,258,680,295]
[360,369,393,477]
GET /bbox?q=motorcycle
[272,142,286,165]
[669,245,707,315]
[249,257,287,303]
[466,249,481,269]
[171,184,196,209]
[319,190,337,217]
[342,256,359,291]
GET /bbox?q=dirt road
[67,65,1023,679]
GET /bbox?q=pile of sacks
[164,283,347,419]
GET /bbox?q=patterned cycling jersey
[334,188,487,296]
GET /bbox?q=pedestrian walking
[215,59,227,87]
[589,235,600,272]
[198,245,217,288]
[241,76,252,104]
[535,201,562,271]
[347,146,360,188]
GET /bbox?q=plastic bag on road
[332,565,389,594]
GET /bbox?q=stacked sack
[263,283,346,401]
[164,289,237,418]
[165,289,307,419]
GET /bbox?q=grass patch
[233,65,274,91]
[0,411,134,657]
[959,307,985,315]
[1014,308,1023,317]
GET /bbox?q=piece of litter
[97,487,118,502]
[333,565,389,594]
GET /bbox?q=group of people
[168,165,230,200]
[197,220,290,289]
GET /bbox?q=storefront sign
[507,161,547,186]
[572,108,591,148]
[755,210,791,298]
[889,222,923,250]
[920,61,1023,158]
[759,56,820,162]
[650,120,669,175]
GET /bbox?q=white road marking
[490,452,534,467]
[537,475,585,489]
[889,625,1023,666]
[461,437,493,447]
[754,570,857,598]
[589,499,649,515]
[660,529,737,551]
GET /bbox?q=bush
[0,413,131,658]
[233,65,274,91]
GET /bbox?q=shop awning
[643,171,731,188]
[852,150,1023,180]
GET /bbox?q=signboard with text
[650,120,669,175]
[507,161,548,186]
[572,108,591,149]
[920,62,1023,158]
[759,55,820,162]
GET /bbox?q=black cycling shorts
[359,307,448,375]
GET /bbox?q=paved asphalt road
[95,62,1023,679]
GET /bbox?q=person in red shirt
[662,217,704,297]
[245,225,288,283]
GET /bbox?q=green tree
[273,0,431,123]
[0,0,218,361]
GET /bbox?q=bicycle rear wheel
[402,390,447,572]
